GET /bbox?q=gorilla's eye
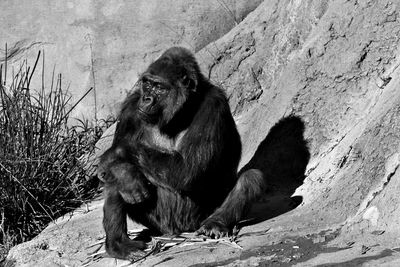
[154,83,168,94]
[143,81,152,90]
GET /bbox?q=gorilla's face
[137,56,197,126]
[137,75,170,124]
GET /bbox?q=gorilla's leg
[103,184,147,260]
[197,169,265,238]
[127,186,204,235]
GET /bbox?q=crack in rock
[355,152,400,218]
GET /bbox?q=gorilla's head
[137,47,200,126]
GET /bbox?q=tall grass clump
[0,51,107,258]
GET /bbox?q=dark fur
[98,47,265,260]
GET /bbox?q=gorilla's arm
[113,92,143,145]
[97,92,142,179]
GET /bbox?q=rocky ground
[4,0,400,266]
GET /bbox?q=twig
[86,240,104,249]
[219,239,243,250]
[4,43,7,85]
[61,87,93,122]
[87,250,106,258]
[126,240,163,266]
[87,35,98,125]
[27,50,41,88]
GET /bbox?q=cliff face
[0,0,262,120]
[203,0,400,236]
[6,0,400,266]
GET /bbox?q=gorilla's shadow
[239,116,310,226]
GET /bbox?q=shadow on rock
[239,115,310,225]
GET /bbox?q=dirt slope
[5,0,400,266]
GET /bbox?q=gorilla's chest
[142,126,186,152]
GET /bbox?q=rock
[0,0,262,121]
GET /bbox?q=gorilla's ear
[182,75,197,92]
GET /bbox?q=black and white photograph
[1,0,400,266]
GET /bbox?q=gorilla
[97,47,265,260]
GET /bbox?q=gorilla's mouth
[137,108,148,116]
[137,108,158,123]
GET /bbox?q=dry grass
[0,50,111,261]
